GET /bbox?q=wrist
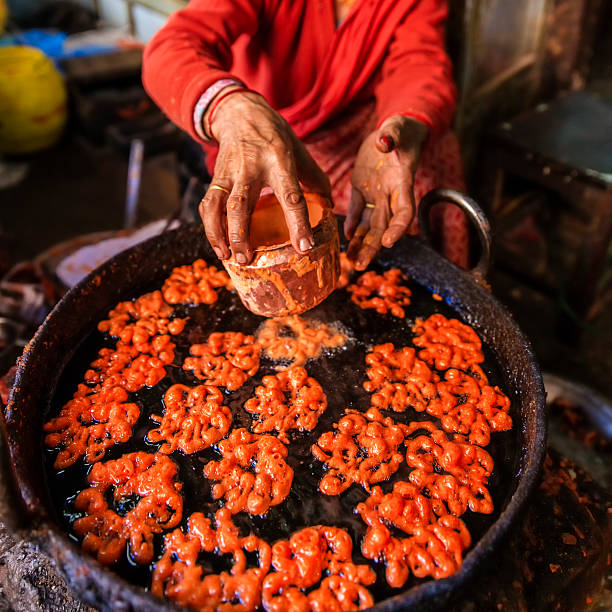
[205,86,258,140]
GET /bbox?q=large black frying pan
[2,190,546,611]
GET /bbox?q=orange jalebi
[162,258,231,305]
[312,408,405,495]
[204,429,294,515]
[348,269,412,317]
[148,384,232,454]
[44,384,140,469]
[244,366,327,443]
[73,452,182,565]
[97,290,185,342]
[358,508,471,587]
[364,343,438,413]
[152,509,271,612]
[184,331,260,391]
[262,525,375,612]
[412,313,484,371]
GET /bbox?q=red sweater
[142,0,457,144]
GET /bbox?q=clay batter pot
[223,192,340,317]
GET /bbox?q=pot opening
[250,193,327,250]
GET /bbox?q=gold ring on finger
[365,202,375,209]
[209,184,231,194]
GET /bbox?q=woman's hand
[344,116,429,270]
[199,90,330,264]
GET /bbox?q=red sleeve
[375,0,457,136]
[142,0,263,144]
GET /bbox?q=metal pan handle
[418,188,492,281]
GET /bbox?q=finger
[344,188,366,240]
[294,139,331,197]
[267,159,314,254]
[226,180,259,264]
[354,199,390,271]
[200,181,231,260]
[346,205,373,263]
[381,178,415,247]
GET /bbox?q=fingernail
[299,238,313,252]
[213,247,225,259]
[380,135,395,152]
[236,253,247,264]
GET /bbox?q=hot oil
[44,261,519,601]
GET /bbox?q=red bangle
[206,87,252,140]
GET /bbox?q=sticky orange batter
[347,269,412,317]
[204,428,294,515]
[73,452,183,566]
[256,316,346,369]
[183,331,261,391]
[152,509,272,612]
[312,407,405,495]
[244,366,327,443]
[162,258,232,305]
[148,384,232,454]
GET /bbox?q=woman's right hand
[199,90,330,264]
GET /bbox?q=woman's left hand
[345,115,429,270]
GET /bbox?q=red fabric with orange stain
[152,509,272,612]
[348,269,412,317]
[312,407,405,495]
[44,384,140,469]
[256,316,346,369]
[162,258,232,305]
[73,452,183,566]
[148,383,232,454]
[204,428,294,515]
[184,331,260,391]
[262,525,375,611]
[244,366,327,443]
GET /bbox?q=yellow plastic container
[0,46,68,154]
